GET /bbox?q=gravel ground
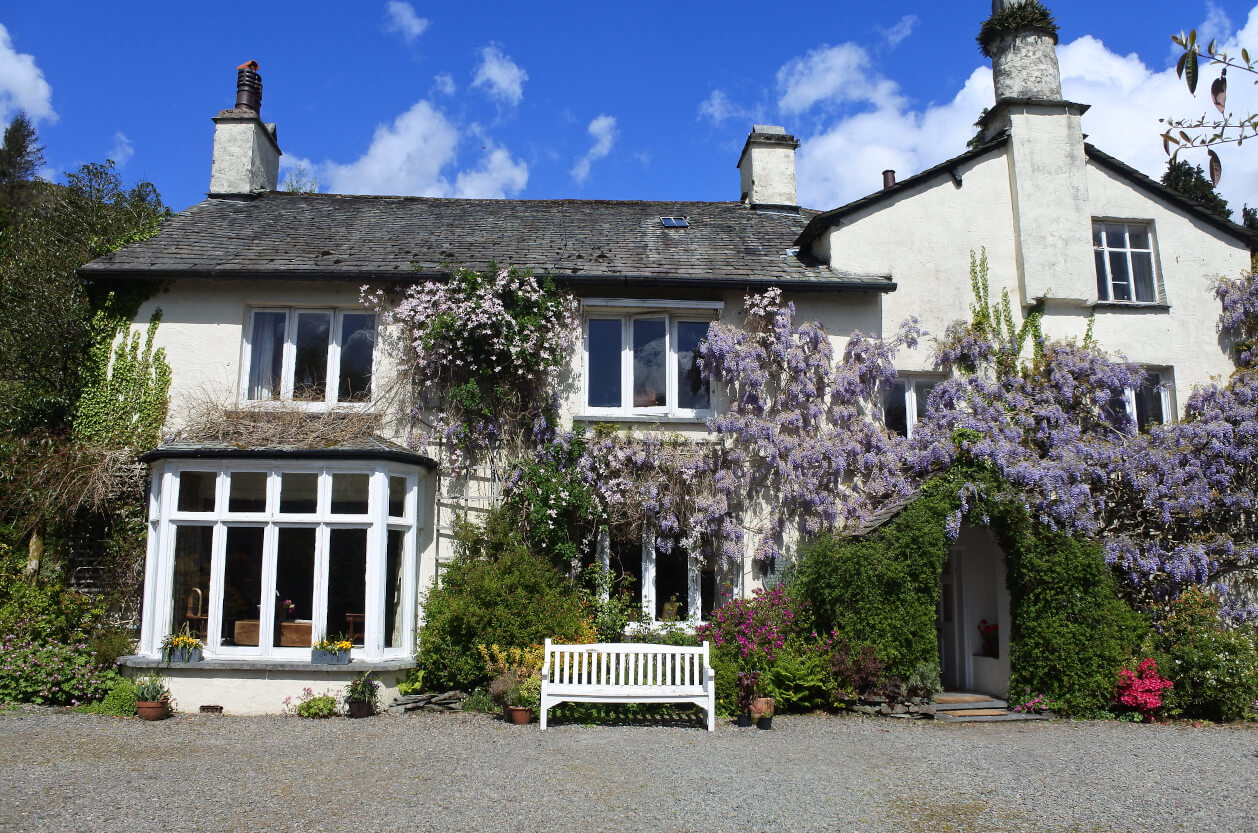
[1,707,1255,833]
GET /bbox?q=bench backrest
[543,639,711,688]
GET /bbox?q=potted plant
[735,671,760,727]
[343,671,380,718]
[977,619,999,658]
[134,675,171,721]
[161,622,203,663]
[750,688,775,730]
[503,674,540,725]
[311,635,353,665]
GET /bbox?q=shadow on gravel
[540,703,711,730]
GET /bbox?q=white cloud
[432,73,456,96]
[472,44,527,105]
[108,132,133,168]
[880,15,919,49]
[698,89,757,124]
[385,1,429,44]
[570,114,617,184]
[776,43,904,115]
[0,24,55,123]
[785,8,1258,216]
[313,99,527,198]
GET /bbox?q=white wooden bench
[539,639,716,731]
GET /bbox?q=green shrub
[792,487,951,682]
[75,675,136,716]
[1145,587,1258,721]
[461,689,496,713]
[296,695,338,719]
[760,641,831,712]
[709,645,739,717]
[977,0,1058,57]
[999,516,1147,718]
[89,627,135,668]
[415,511,595,690]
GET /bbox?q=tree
[0,113,45,229]
[1160,158,1231,219]
[280,164,319,193]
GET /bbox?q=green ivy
[72,306,170,450]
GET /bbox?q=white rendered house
[81,8,1256,711]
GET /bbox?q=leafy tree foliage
[1160,158,1232,219]
[0,113,44,229]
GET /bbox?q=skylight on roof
[660,217,689,228]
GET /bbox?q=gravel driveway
[1,707,1255,833]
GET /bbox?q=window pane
[274,528,315,648]
[331,473,370,514]
[915,381,936,424]
[587,319,622,408]
[222,527,264,646]
[326,528,367,648]
[1091,224,1103,247]
[293,312,331,401]
[675,321,711,411]
[699,561,716,621]
[1132,252,1156,302]
[385,530,405,649]
[227,472,267,513]
[1108,252,1131,301]
[176,471,216,512]
[171,526,213,643]
[338,313,375,402]
[1127,226,1150,249]
[280,473,318,513]
[632,318,667,408]
[655,549,687,621]
[388,476,407,517]
[1094,251,1109,301]
[883,380,909,437]
[1104,223,1126,247]
[1135,374,1165,431]
[247,311,286,400]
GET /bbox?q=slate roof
[79,193,895,291]
[141,435,436,468]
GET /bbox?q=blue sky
[3,1,1258,214]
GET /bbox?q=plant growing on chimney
[977,1,1059,58]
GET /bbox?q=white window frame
[1093,220,1162,304]
[1120,367,1175,432]
[240,307,377,408]
[139,459,421,662]
[883,374,944,438]
[581,300,722,419]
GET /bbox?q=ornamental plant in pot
[134,675,171,721]
[312,635,353,665]
[160,623,203,663]
[735,671,760,728]
[343,671,380,718]
[503,675,541,725]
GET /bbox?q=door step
[931,690,1051,721]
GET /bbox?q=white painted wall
[153,666,406,716]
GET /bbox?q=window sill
[573,414,711,426]
[1090,301,1170,312]
[118,655,416,673]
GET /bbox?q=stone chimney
[977,2,1094,305]
[737,125,799,209]
[209,61,281,196]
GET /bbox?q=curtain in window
[247,312,286,400]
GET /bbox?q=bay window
[243,308,376,405]
[142,455,424,661]
[583,299,721,417]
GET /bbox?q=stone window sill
[1091,301,1170,312]
[117,655,416,673]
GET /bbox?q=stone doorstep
[933,693,997,705]
[934,709,1051,722]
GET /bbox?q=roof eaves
[794,136,1011,249]
[1083,144,1258,249]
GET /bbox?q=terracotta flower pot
[750,696,775,720]
[504,705,532,725]
[136,699,169,721]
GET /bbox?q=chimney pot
[882,169,896,190]
[235,61,263,113]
